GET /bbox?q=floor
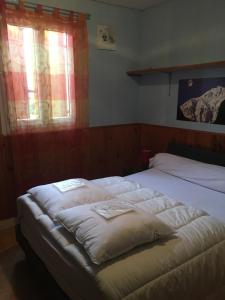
[0,227,17,255]
[0,227,64,300]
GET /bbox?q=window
[0,3,88,134]
[7,24,75,125]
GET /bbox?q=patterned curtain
[0,0,89,206]
[0,0,89,133]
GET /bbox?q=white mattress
[17,169,225,300]
[126,169,225,223]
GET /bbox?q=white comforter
[24,176,225,300]
[27,177,141,220]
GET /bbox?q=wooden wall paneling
[105,126,121,176]
[215,134,225,152]
[105,125,140,176]
[175,128,225,151]
[89,124,140,178]
[106,126,124,176]
[71,129,90,179]
[141,124,169,155]
[2,122,224,221]
[119,125,141,174]
[0,136,16,220]
[140,124,225,154]
[11,133,42,195]
[89,126,109,179]
[36,129,88,182]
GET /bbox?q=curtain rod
[5,0,91,20]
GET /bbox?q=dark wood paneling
[0,124,140,220]
[89,124,140,178]
[140,124,225,155]
[0,136,15,220]
[1,123,224,221]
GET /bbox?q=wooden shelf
[127,60,225,76]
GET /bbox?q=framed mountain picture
[177,77,225,125]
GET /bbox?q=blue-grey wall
[29,0,225,133]
[138,0,225,133]
[31,0,141,126]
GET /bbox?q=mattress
[17,170,225,300]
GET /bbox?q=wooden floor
[0,226,17,255]
[1,246,48,299]
[0,227,63,300]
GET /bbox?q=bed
[16,144,225,300]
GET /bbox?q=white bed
[17,153,225,300]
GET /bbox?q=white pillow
[149,153,225,193]
[56,202,174,265]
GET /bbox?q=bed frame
[16,225,71,300]
[167,142,225,167]
[16,143,225,300]
[16,222,107,300]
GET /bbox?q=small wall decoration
[96,25,116,50]
[177,77,225,125]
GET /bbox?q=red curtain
[0,0,89,205]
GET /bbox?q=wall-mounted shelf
[127,60,225,76]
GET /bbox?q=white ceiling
[91,0,169,10]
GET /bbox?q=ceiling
[91,0,169,10]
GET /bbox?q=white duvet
[27,177,141,220]
[25,176,225,300]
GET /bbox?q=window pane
[23,28,40,120]
[45,30,74,119]
[7,25,28,120]
[7,25,75,124]
[7,25,40,121]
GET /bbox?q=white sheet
[126,168,225,223]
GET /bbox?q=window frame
[7,24,75,127]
